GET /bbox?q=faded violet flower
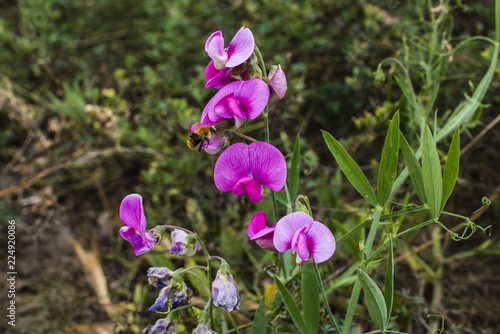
[149,284,191,312]
[268,64,287,99]
[143,318,177,334]
[205,27,254,70]
[190,122,226,154]
[200,79,270,128]
[214,142,287,203]
[247,211,277,251]
[273,212,336,264]
[192,321,217,334]
[170,230,202,256]
[212,266,240,312]
[147,267,175,289]
[119,194,157,256]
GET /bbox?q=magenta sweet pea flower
[190,122,226,154]
[247,211,277,251]
[273,212,336,264]
[200,79,270,128]
[205,27,254,70]
[269,64,287,99]
[214,142,286,203]
[119,194,157,256]
[205,61,235,89]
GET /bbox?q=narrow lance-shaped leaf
[422,125,443,218]
[399,132,426,203]
[377,111,400,206]
[322,130,378,207]
[273,275,307,334]
[357,269,388,330]
[384,237,394,328]
[301,262,320,334]
[441,128,460,211]
[288,134,301,201]
[250,296,267,334]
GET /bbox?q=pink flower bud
[268,64,287,99]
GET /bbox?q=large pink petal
[205,31,227,68]
[201,81,245,125]
[305,221,336,263]
[247,211,267,238]
[236,79,269,120]
[248,142,287,191]
[214,143,250,192]
[273,212,312,253]
[205,61,233,89]
[226,27,254,68]
[120,194,146,233]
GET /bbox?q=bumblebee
[187,125,217,152]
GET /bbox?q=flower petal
[248,142,287,191]
[205,61,233,89]
[233,176,263,203]
[205,31,227,68]
[273,212,312,253]
[214,143,250,192]
[119,226,136,243]
[132,230,157,256]
[226,27,254,68]
[120,194,146,233]
[203,133,226,154]
[269,64,287,99]
[235,79,269,120]
[305,221,336,263]
[247,211,267,239]
[201,81,244,125]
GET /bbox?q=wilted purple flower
[190,122,226,154]
[212,270,240,312]
[169,230,202,256]
[143,318,177,334]
[247,211,277,251]
[200,79,270,128]
[268,64,287,99]
[192,321,217,334]
[119,194,157,256]
[205,27,254,70]
[149,285,191,312]
[147,267,175,289]
[214,142,286,203]
[273,212,336,264]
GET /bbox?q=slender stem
[209,255,226,263]
[314,263,341,334]
[254,45,268,81]
[194,234,215,329]
[178,265,208,274]
[160,224,196,235]
[225,309,242,334]
[363,207,383,257]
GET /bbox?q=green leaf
[384,237,394,328]
[273,275,307,334]
[441,128,460,211]
[301,262,319,334]
[288,134,301,201]
[322,131,378,207]
[422,125,443,218]
[357,269,388,330]
[251,296,267,334]
[399,131,426,203]
[377,111,400,206]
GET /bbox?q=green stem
[194,234,214,330]
[314,263,341,334]
[364,207,383,257]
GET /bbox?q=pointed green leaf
[377,111,400,206]
[422,125,443,218]
[441,128,460,211]
[357,269,388,330]
[301,262,319,334]
[273,275,307,334]
[384,237,394,328]
[251,296,267,334]
[288,134,301,201]
[399,132,426,203]
[322,131,378,207]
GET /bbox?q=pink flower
[247,211,277,251]
[273,212,336,264]
[214,142,287,203]
[268,64,287,99]
[205,61,235,89]
[119,194,157,256]
[201,79,270,127]
[205,27,254,70]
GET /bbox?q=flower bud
[149,283,192,312]
[170,230,202,256]
[147,267,175,289]
[212,265,240,312]
[142,318,178,334]
[268,64,287,99]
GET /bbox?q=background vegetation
[1,0,499,333]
